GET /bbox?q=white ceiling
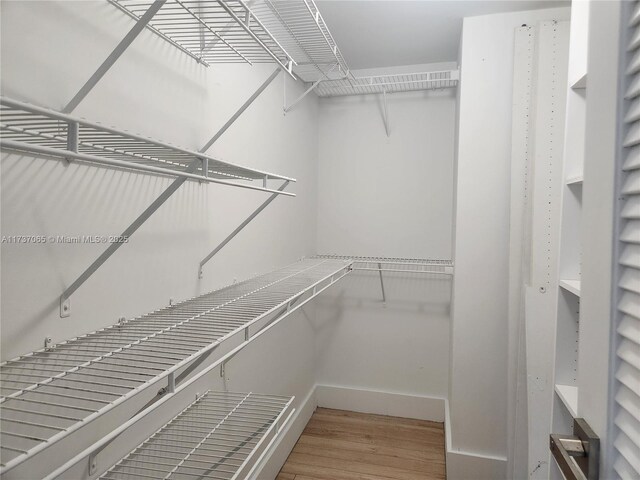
[316,0,570,69]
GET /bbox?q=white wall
[316,67,456,258]
[314,66,456,410]
[450,6,570,479]
[0,1,319,477]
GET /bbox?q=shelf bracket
[199,180,290,277]
[200,67,281,153]
[381,90,390,137]
[59,160,200,317]
[284,63,339,114]
[63,0,167,113]
[377,262,386,303]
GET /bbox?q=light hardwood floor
[277,407,446,480]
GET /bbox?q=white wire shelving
[249,0,349,82]
[317,255,454,275]
[108,0,348,82]
[316,255,453,304]
[0,97,294,194]
[314,70,460,97]
[109,0,296,72]
[100,391,294,480]
[0,258,351,476]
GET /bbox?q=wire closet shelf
[100,391,294,480]
[109,0,348,82]
[0,258,351,474]
[314,70,460,97]
[316,255,454,275]
[109,0,295,72]
[0,97,294,194]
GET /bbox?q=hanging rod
[0,258,351,477]
[0,97,295,195]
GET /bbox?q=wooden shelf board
[559,279,581,297]
[571,72,587,90]
[566,175,584,185]
[555,384,579,418]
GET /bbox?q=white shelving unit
[0,258,352,477]
[550,3,589,471]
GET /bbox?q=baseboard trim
[315,384,446,421]
[444,398,507,479]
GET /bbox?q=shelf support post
[381,90,390,137]
[63,0,167,113]
[378,262,386,303]
[199,180,290,277]
[200,67,281,153]
[65,121,79,162]
[59,159,200,317]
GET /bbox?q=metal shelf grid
[0,97,293,187]
[0,258,351,473]
[109,0,295,71]
[249,0,349,82]
[315,70,460,97]
[317,255,454,275]
[100,391,293,480]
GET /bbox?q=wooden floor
[277,408,446,480]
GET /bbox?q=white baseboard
[444,398,508,479]
[315,384,446,421]
[250,387,318,480]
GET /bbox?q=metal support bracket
[377,262,386,304]
[284,63,339,113]
[199,180,290,277]
[59,160,200,316]
[550,418,599,480]
[381,90,390,137]
[63,0,167,113]
[200,67,281,153]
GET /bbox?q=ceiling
[315,0,570,70]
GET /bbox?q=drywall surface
[314,64,455,405]
[0,1,319,477]
[316,65,456,258]
[451,6,570,477]
[314,271,452,400]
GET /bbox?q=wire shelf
[250,0,349,82]
[0,258,351,474]
[315,70,460,97]
[101,391,293,480]
[109,0,295,72]
[316,255,454,275]
[109,0,348,82]
[0,97,294,192]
